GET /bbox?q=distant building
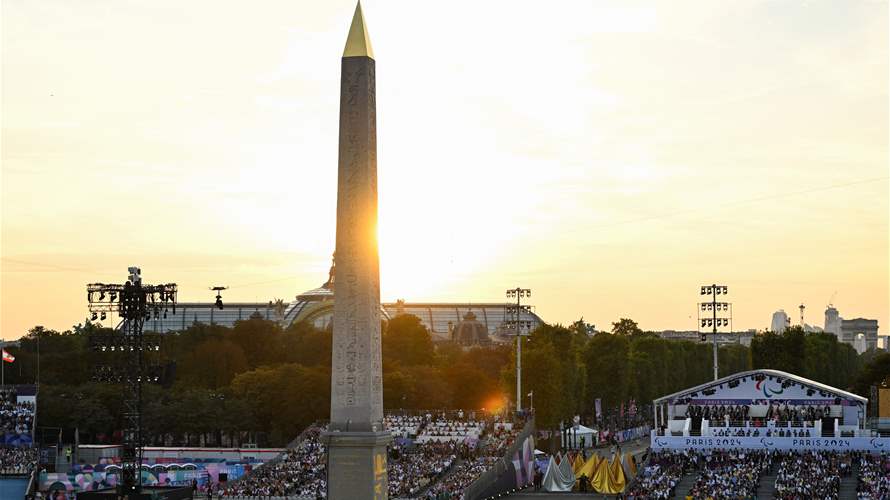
[450,311,492,347]
[822,305,879,354]
[657,330,755,347]
[770,310,790,333]
[841,318,879,354]
[802,323,823,333]
[128,262,543,345]
[824,306,842,338]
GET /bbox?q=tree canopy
[5,314,876,447]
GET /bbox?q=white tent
[561,425,598,449]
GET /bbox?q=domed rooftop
[296,259,336,302]
[452,311,490,347]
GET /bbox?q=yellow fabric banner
[609,454,626,492]
[589,453,628,494]
[591,455,613,493]
[572,453,585,474]
[574,454,599,490]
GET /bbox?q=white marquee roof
[653,369,866,405]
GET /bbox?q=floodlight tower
[87,267,176,495]
[698,284,731,381]
[506,288,532,412]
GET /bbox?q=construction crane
[799,303,806,327]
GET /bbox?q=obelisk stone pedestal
[325,432,391,499]
[324,3,391,499]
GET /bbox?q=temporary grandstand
[0,385,37,500]
[650,369,888,451]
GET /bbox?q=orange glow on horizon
[1,0,887,339]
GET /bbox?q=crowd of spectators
[686,402,834,426]
[624,449,872,500]
[220,425,326,498]
[385,415,424,439]
[421,421,521,499]
[856,453,890,499]
[625,450,696,499]
[388,441,458,497]
[415,418,483,444]
[766,402,833,423]
[0,446,37,475]
[221,412,522,499]
[423,455,498,499]
[687,404,750,422]
[0,388,34,437]
[774,450,851,499]
[686,450,769,499]
[709,427,813,438]
[479,425,518,455]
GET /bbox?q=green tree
[628,336,670,403]
[718,344,751,378]
[231,363,330,445]
[583,331,630,411]
[852,352,890,396]
[519,342,564,429]
[283,321,331,367]
[751,327,805,374]
[230,317,284,368]
[177,339,248,389]
[611,318,642,336]
[383,314,434,367]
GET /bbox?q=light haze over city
[2,0,888,339]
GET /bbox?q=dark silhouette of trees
[9,313,872,446]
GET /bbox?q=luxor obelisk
[324,3,391,499]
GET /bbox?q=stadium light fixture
[698,283,731,381]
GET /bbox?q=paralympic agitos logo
[755,379,784,398]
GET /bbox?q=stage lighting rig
[211,286,228,310]
[86,267,176,495]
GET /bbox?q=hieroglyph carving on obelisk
[326,2,390,499]
[330,0,383,436]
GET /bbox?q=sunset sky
[2,0,888,339]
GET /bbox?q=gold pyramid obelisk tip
[343,1,374,59]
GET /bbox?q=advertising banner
[651,434,890,452]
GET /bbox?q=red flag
[2,349,14,363]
